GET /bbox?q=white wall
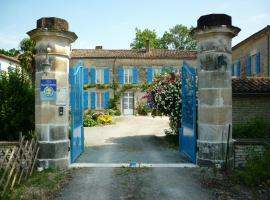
[0,57,20,73]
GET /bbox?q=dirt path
[55,116,214,200]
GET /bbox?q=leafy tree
[130,25,196,50]
[0,48,20,57]
[18,38,36,80]
[0,69,34,140]
[130,28,162,49]
[160,25,196,50]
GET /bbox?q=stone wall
[232,94,270,131]
[234,139,269,168]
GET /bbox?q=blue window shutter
[90,67,96,84]
[91,92,96,109]
[104,66,110,84]
[133,66,139,84]
[147,65,153,83]
[104,91,110,109]
[255,52,260,74]
[161,66,166,74]
[83,92,88,109]
[231,64,234,76]
[83,68,88,84]
[119,66,124,84]
[170,66,174,73]
[247,56,251,76]
[237,60,241,77]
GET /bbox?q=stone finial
[37,17,69,31]
[197,14,232,28]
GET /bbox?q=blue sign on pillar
[40,79,57,101]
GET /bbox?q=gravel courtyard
[76,116,187,163]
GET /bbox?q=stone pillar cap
[27,17,78,43]
[191,13,241,37]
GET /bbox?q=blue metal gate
[70,64,84,163]
[180,62,197,164]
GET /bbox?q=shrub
[114,109,121,116]
[97,114,113,125]
[233,117,268,138]
[232,145,270,186]
[0,69,34,141]
[136,102,151,116]
[83,115,98,127]
[144,72,181,134]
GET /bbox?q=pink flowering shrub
[144,72,181,134]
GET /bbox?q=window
[152,67,162,77]
[124,68,133,84]
[96,92,104,109]
[96,68,104,84]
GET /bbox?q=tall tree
[160,25,196,50]
[18,38,36,80]
[130,28,162,49]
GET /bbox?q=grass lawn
[1,169,74,200]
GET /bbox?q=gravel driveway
[76,116,186,163]
[55,116,213,200]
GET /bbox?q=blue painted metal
[90,67,96,84]
[237,61,241,77]
[247,56,252,76]
[256,52,260,74]
[133,66,139,84]
[180,62,197,164]
[83,68,88,84]
[69,64,85,163]
[104,91,110,109]
[91,92,96,109]
[119,65,124,84]
[147,65,153,83]
[170,66,174,73]
[104,66,110,84]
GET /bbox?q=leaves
[130,25,196,50]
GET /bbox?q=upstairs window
[124,68,133,84]
[96,68,104,84]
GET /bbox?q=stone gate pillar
[192,14,240,167]
[28,17,77,169]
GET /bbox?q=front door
[123,92,134,115]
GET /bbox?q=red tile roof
[71,49,197,59]
[232,78,270,94]
[0,54,20,64]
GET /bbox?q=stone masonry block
[198,106,232,125]
[198,123,231,141]
[198,71,231,88]
[49,125,68,141]
[38,141,69,159]
[200,88,232,106]
[35,124,49,141]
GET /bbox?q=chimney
[95,45,103,50]
[145,40,150,52]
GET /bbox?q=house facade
[0,54,20,74]
[70,47,197,115]
[232,25,270,78]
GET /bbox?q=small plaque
[40,79,57,101]
[56,88,68,105]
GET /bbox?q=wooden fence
[0,136,39,196]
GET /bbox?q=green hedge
[0,69,34,140]
[233,117,268,139]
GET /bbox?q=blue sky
[0,0,269,50]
